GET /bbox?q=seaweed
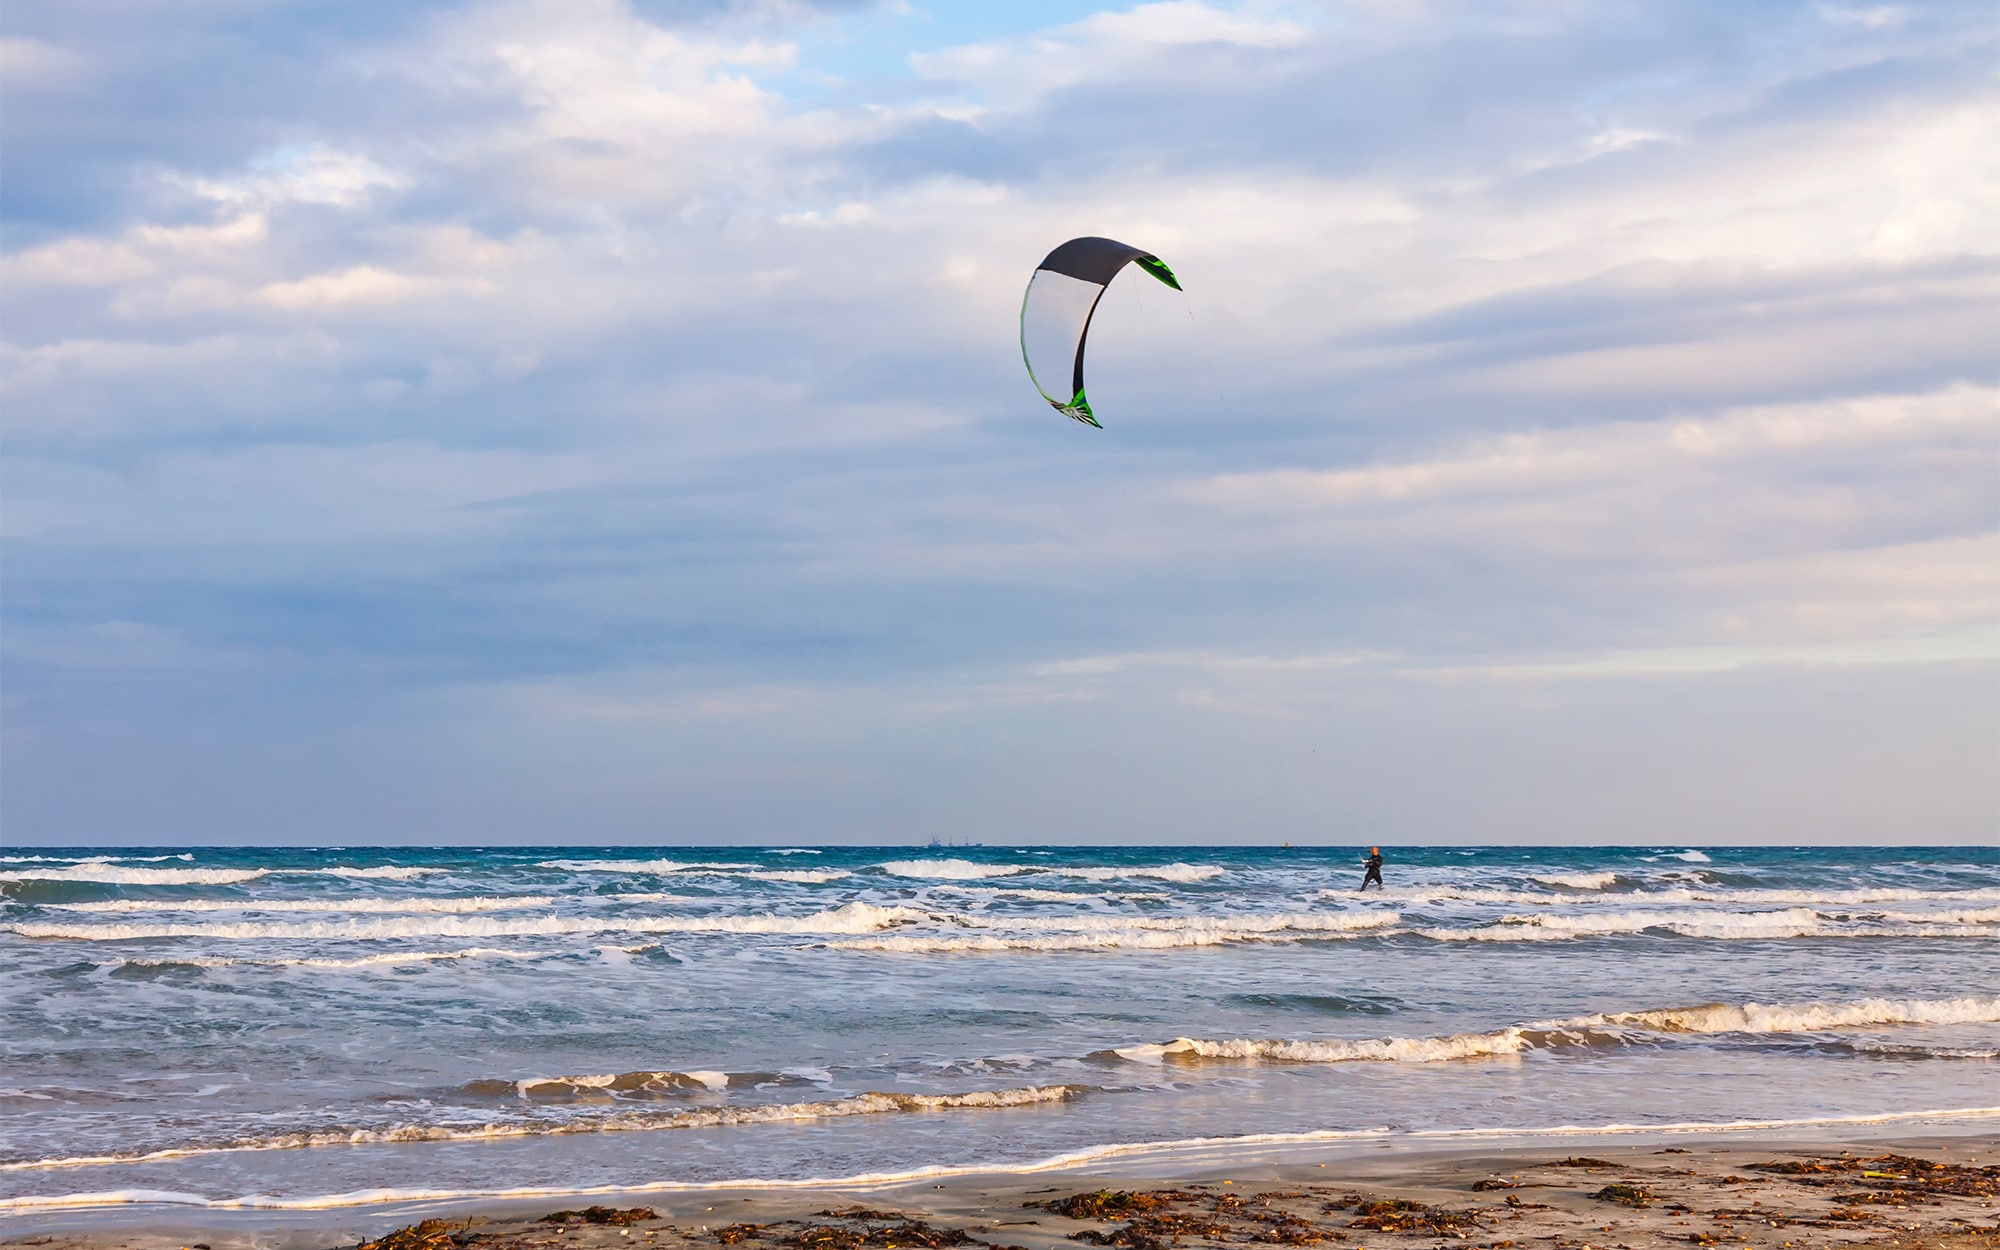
[542,1207,661,1226]
[1543,1157,1616,1169]
[1344,1200,1484,1235]
[1046,1191,1199,1220]
[1071,1213,1233,1249]
[1835,1188,1931,1205]
[357,1220,468,1250]
[1752,1154,2000,1199]
[1591,1184,1653,1208]
[719,1224,772,1243]
[784,1221,975,1250]
[819,1210,914,1221]
[1470,1178,1516,1192]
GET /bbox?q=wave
[1530,871,1621,890]
[7,900,931,943]
[933,885,1171,903]
[877,859,1024,880]
[1415,906,2000,942]
[741,870,850,884]
[0,866,268,886]
[12,1106,1998,1212]
[308,866,442,880]
[467,1066,833,1100]
[1,1085,1083,1172]
[48,896,553,915]
[112,947,550,971]
[1050,864,1226,883]
[1110,1028,1533,1065]
[539,859,755,873]
[1572,995,2000,1034]
[833,910,1400,954]
[1324,883,2000,909]
[1101,994,2000,1071]
[1839,1041,1999,1060]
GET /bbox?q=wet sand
[7,1139,1995,1250]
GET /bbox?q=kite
[1019,236,1180,428]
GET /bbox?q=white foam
[834,910,1400,953]
[116,947,549,971]
[1114,1028,1529,1065]
[308,866,443,880]
[2,1085,1082,1172]
[741,870,850,884]
[1420,907,1828,942]
[1530,871,1620,890]
[1568,995,2000,1034]
[9,1106,1995,1211]
[539,859,756,873]
[8,900,929,943]
[49,896,553,915]
[877,859,1025,880]
[1049,864,1226,883]
[0,866,268,886]
[511,1069,731,1097]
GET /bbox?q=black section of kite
[1020,236,1180,428]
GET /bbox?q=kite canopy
[1019,236,1180,428]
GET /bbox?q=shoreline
[4,1127,1995,1249]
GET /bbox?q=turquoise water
[2,844,1996,1217]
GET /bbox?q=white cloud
[1187,386,1998,511]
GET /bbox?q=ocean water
[2,844,1996,1219]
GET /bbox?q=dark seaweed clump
[357,1220,471,1250]
[1591,1184,1653,1207]
[1343,1199,1483,1236]
[543,1206,661,1226]
[1752,1154,2000,1199]
[1543,1157,1617,1169]
[1047,1188,1354,1247]
[783,1221,975,1249]
[1047,1191,1199,1220]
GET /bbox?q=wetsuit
[1361,853,1383,890]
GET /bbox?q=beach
[3,846,1995,1233]
[6,1137,1996,1250]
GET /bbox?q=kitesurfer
[1360,847,1384,890]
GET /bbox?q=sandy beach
[8,1137,1994,1250]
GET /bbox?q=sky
[1,0,1995,847]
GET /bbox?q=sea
[2,844,1997,1225]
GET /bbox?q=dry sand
[6,1139,1995,1250]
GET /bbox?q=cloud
[2,0,1995,842]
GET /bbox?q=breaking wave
[876,859,1024,880]
[466,1066,834,1101]
[1530,871,1622,890]
[1572,995,2000,1034]
[2,1085,1084,1171]
[0,866,269,886]
[112,947,550,972]
[1101,995,2000,1071]
[833,910,1399,954]
[1051,864,1226,883]
[538,859,755,874]
[1109,1028,1533,1065]
[49,896,553,915]
[7,901,932,943]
